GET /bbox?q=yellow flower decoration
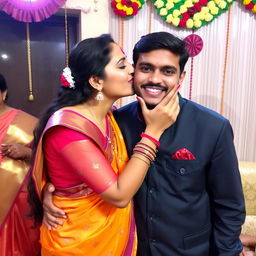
[218,1,227,9]
[155,0,165,8]
[180,5,188,12]
[166,13,174,22]
[166,2,175,8]
[173,9,181,16]
[150,0,234,29]
[186,18,194,28]
[160,8,168,15]
[172,17,181,25]
[205,13,213,21]
[243,0,251,4]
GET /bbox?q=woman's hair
[28,34,114,225]
[0,73,7,92]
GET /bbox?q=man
[43,32,245,256]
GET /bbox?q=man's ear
[88,76,104,91]
[179,71,186,84]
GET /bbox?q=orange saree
[0,109,40,256]
[32,109,137,256]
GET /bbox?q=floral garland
[60,67,75,89]
[111,0,145,18]
[150,0,233,29]
[241,0,256,14]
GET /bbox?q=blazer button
[149,214,155,220]
[179,167,186,175]
[149,187,156,193]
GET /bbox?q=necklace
[86,108,115,159]
[87,108,106,135]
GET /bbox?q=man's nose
[148,71,161,84]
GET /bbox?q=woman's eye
[119,65,126,69]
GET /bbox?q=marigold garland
[241,0,256,14]
[111,0,145,18]
[150,0,234,29]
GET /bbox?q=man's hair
[133,32,189,74]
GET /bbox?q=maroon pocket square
[171,148,196,160]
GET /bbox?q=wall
[65,0,110,39]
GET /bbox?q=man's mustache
[140,83,168,91]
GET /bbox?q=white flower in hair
[60,67,75,89]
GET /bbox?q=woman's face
[101,43,134,100]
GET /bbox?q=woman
[30,34,179,255]
[0,73,40,255]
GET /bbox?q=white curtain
[109,0,256,162]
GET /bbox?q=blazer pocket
[166,159,201,176]
[183,224,211,250]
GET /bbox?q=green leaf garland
[150,0,233,29]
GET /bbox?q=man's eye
[119,65,126,69]
[164,69,175,75]
[140,67,151,72]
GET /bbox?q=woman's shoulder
[17,109,38,122]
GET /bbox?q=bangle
[140,133,160,147]
[131,154,150,166]
[133,149,154,162]
[134,145,156,159]
[137,142,157,154]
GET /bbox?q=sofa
[239,161,256,237]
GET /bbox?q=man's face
[133,49,185,107]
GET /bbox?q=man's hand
[138,84,180,137]
[43,183,67,230]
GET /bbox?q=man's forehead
[137,50,179,66]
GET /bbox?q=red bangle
[140,133,160,147]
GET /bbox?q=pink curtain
[0,0,67,23]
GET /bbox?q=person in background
[28,34,179,256]
[43,32,245,256]
[240,234,256,256]
[0,73,40,255]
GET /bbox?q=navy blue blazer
[114,95,245,256]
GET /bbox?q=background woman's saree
[0,109,40,256]
[32,110,137,256]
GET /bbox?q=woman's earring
[95,89,104,101]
